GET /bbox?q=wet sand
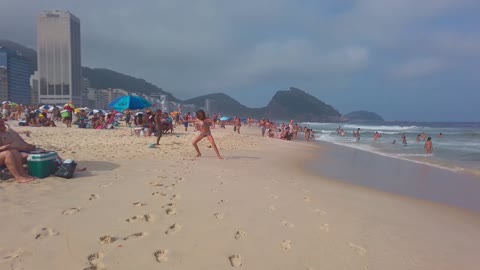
[310,141,480,213]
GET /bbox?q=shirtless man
[0,119,36,152]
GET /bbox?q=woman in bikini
[191,110,223,159]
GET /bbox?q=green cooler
[27,152,57,178]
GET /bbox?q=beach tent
[220,116,231,121]
[107,95,152,111]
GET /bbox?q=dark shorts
[184,122,188,127]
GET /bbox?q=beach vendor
[63,101,75,128]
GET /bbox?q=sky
[1,0,479,121]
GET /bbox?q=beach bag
[54,159,77,179]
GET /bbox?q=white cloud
[391,58,447,79]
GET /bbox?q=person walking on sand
[190,110,222,159]
[424,137,433,154]
[154,109,163,145]
[183,112,191,132]
[234,117,241,134]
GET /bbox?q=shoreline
[0,125,479,269]
[307,139,480,213]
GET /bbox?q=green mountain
[344,110,384,122]
[187,88,342,122]
[264,87,342,122]
[183,93,253,116]
[82,67,178,101]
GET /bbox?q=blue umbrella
[107,95,152,111]
[220,116,230,121]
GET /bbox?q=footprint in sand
[99,235,118,244]
[126,214,153,223]
[280,220,295,228]
[124,232,146,241]
[152,191,167,196]
[269,205,277,211]
[154,249,168,262]
[312,208,327,215]
[0,249,24,263]
[88,194,99,201]
[348,243,367,255]
[211,188,218,193]
[133,202,147,207]
[86,251,105,270]
[149,182,164,187]
[303,197,311,202]
[61,207,80,215]
[234,230,247,239]
[165,208,177,215]
[99,182,113,188]
[162,202,176,208]
[319,224,330,232]
[35,227,59,239]
[174,176,184,182]
[214,212,224,219]
[281,240,292,251]
[229,254,242,267]
[165,223,181,234]
[269,194,279,199]
[170,194,180,200]
[216,199,228,205]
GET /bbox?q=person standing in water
[401,133,407,145]
[424,137,433,154]
[190,110,222,159]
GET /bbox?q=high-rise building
[37,10,82,106]
[0,66,7,102]
[30,71,39,105]
[0,47,32,104]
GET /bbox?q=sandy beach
[1,124,480,270]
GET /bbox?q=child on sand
[190,110,223,159]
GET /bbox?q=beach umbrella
[1,101,7,104]
[107,95,152,111]
[135,112,144,116]
[39,105,50,110]
[87,109,106,115]
[220,116,230,121]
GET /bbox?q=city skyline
[0,1,479,121]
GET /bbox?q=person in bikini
[190,110,222,159]
[154,109,163,145]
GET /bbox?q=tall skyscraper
[37,10,82,106]
[0,47,32,104]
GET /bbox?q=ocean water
[304,122,480,175]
